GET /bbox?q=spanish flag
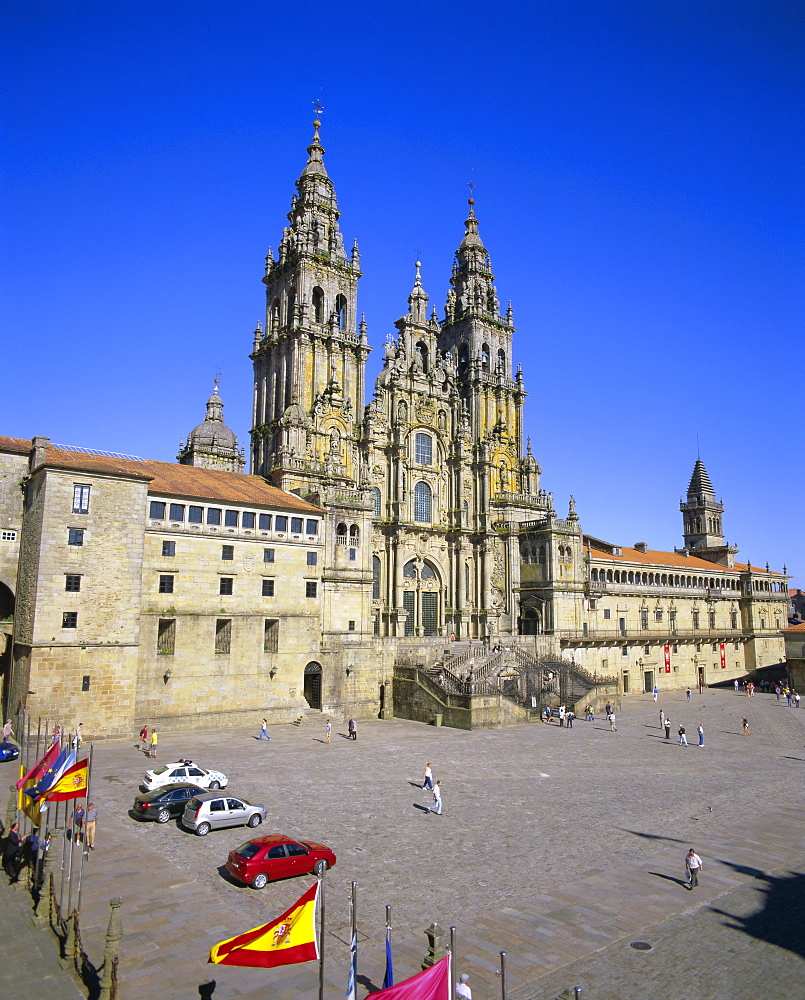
[17,742,61,825]
[209,882,319,969]
[45,757,89,801]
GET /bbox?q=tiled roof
[41,447,321,513]
[0,435,32,454]
[588,545,783,576]
[783,622,805,634]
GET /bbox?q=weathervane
[313,97,324,118]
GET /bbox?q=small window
[621,646,628,657]
[603,608,611,620]
[207,508,222,526]
[188,505,203,523]
[306,581,317,598]
[348,620,355,631]
[222,545,234,561]
[157,618,176,655]
[644,645,650,655]
[68,528,84,546]
[307,552,317,566]
[225,510,239,527]
[415,433,433,466]
[1,530,17,541]
[291,517,303,533]
[693,612,700,629]
[264,618,279,652]
[654,610,663,621]
[263,548,275,563]
[242,512,255,529]
[640,610,648,630]
[65,574,81,592]
[169,503,185,522]
[588,598,597,610]
[349,548,356,561]
[215,618,231,654]
[72,485,91,514]
[275,515,288,532]
[259,514,272,530]
[149,501,166,519]
[162,540,175,557]
[159,575,174,594]
[306,519,318,535]
[62,611,78,629]
[219,577,233,596]
[372,487,381,518]
[709,611,716,628]
[262,579,275,597]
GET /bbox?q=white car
[142,760,228,792]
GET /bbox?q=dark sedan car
[132,783,206,823]
[0,741,19,762]
[226,834,336,890]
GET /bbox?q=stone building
[0,120,789,734]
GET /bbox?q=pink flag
[370,955,450,1000]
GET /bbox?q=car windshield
[151,766,169,775]
[234,842,261,860]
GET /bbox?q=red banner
[663,645,671,673]
[720,643,726,668]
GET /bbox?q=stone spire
[407,260,429,325]
[687,459,715,500]
[447,199,500,322]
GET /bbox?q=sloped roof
[687,459,715,497]
[589,544,783,576]
[783,622,805,634]
[0,435,33,455]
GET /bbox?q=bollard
[422,922,445,969]
[61,910,76,970]
[574,989,582,1000]
[98,897,123,1000]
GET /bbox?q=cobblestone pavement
[8,688,805,999]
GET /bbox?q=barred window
[62,612,78,629]
[262,579,275,597]
[68,528,84,546]
[264,618,279,652]
[159,575,174,594]
[207,508,221,526]
[306,519,319,535]
[306,581,317,598]
[372,556,381,600]
[65,574,81,592]
[219,577,233,596]
[224,510,239,528]
[275,516,288,531]
[221,545,234,561]
[291,517,303,533]
[371,487,381,518]
[413,481,432,522]
[188,505,203,523]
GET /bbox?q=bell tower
[679,459,737,566]
[251,118,370,493]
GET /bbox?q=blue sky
[2,2,803,582]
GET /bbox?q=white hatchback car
[142,760,228,792]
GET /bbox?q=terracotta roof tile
[0,435,32,454]
[42,448,321,513]
[588,545,783,576]
[783,622,805,634]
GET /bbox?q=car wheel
[209,781,220,790]
[156,809,171,824]
[247,814,262,828]
[252,873,268,890]
[196,822,211,837]
[313,860,328,877]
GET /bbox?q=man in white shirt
[427,780,443,815]
[685,848,702,889]
[456,973,471,999]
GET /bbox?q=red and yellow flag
[209,882,319,968]
[44,758,88,801]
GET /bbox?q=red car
[226,834,336,890]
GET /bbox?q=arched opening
[312,286,325,323]
[481,344,490,371]
[349,524,360,545]
[335,294,347,330]
[415,432,432,466]
[303,661,322,710]
[286,288,296,327]
[458,343,469,370]
[520,605,542,635]
[0,581,14,622]
[497,348,506,371]
[336,523,348,546]
[415,341,428,373]
[402,559,440,636]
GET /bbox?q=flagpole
[347,880,357,1000]
[383,905,394,990]
[59,731,73,912]
[499,950,508,1000]
[449,926,457,1000]
[318,868,326,1000]
[75,742,93,912]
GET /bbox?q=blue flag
[382,930,394,989]
[25,746,74,802]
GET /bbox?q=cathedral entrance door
[643,669,654,694]
[304,662,322,710]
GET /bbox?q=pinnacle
[687,459,715,498]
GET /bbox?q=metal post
[75,742,93,912]
[318,869,325,1000]
[574,988,582,1000]
[500,950,508,1000]
[449,926,457,1000]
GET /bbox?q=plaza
[4,686,804,999]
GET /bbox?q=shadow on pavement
[710,864,805,959]
[649,871,689,888]
[620,829,686,844]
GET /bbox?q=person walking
[685,848,702,889]
[659,709,665,729]
[426,780,443,815]
[348,716,357,740]
[742,716,750,735]
[697,724,704,747]
[786,689,793,707]
[73,802,86,844]
[607,711,617,732]
[678,725,688,746]
[324,719,332,743]
[566,709,574,728]
[585,704,594,721]
[664,718,671,740]
[139,724,148,751]
[605,702,612,716]
[149,728,158,757]
[544,705,553,724]
[653,684,658,703]
[795,691,801,709]
[2,719,13,742]
[422,763,434,790]
[734,679,739,692]
[558,705,566,727]
[456,973,472,999]
[74,722,83,748]
[258,718,271,741]
[686,688,691,702]
[84,802,98,850]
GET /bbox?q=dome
[177,381,244,473]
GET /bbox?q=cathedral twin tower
[249,120,551,640]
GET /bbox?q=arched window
[415,433,432,466]
[372,556,381,600]
[481,344,490,371]
[458,343,469,369]
[349,524,360,545]
[414,482,432,522]
[335,293,347,330]
[497,348,506,371]
[403,559,417,579]
[312,286,324,323]
[336,523,348,545]
[286,289,296,327]
[371,487,381,518]
[591,568,599,582]
[421,562,436,580]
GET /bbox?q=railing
[555,626,775,641]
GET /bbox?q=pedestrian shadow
[358,973,382,993]
[649,871,689,888]
[412,802,431,812]
[408,781,426,789]
[620,829,686,844]
[780,756,805,762]
[338,733,352,740]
